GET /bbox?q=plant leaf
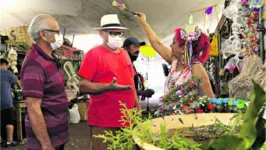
[200,143,210,150]
[239,81,266,148]
[251,106,266,149]
[210,135,246,150]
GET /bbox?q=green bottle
[227,101,234,112]
[236,103,245,113]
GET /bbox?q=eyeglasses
[43,29,62,35]
[105,31,124,38]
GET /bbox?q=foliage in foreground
[204,81,266,150]
[95,81,266,150]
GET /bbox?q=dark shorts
[1,107,14,125]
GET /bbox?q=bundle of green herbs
[95,81,265,150]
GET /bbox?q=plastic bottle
[211,98,218,104]
[222,98,229,112]
[227,101,234,112]
[216,99,224,112]
[231,101,239,113]
[207,103,215,113]
[218,98,223,101]
[236,103,245,113]
[239,99,246,105]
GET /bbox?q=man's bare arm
[79,78,110,94]
[79,77,132,95]
[25,97,55,150]
[134,89,141,114]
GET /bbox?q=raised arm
[136,12,172,64]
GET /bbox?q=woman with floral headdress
[135,12,215,99]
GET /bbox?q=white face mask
[107,35,122,49]
[50,34,64,50]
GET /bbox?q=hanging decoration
[240,0,262,54]
[204,6,213,34]
[262,11,266,20]
[252,0,264,8]
[189,4,218,34]
[139,45,157,62]
[220,0,265,74]
[189,14,194,25]
[209,32,219,56]
[205,7,213,15]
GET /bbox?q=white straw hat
[94,14,128,30]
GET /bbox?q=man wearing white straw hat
[78,14,141,150]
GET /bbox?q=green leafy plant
[95,102,201,150]
[94,102,151,150]
[202,81,266,150]
[95,81,265,150]
[214,113,243,135]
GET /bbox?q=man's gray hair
[28,14,53,42]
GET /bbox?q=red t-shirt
[78,45,136,127]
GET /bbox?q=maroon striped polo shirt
[21,44,69,150]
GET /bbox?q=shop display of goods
[1,26,34,47]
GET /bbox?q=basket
[133,113,236,150]
[1,26,34,47]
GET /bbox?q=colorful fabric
[21,44,69,149]
[78,45,136,127]
[164,59,201,93]
[0,68,17,109]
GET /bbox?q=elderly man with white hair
[20,14,68,150]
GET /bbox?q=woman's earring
[181,55,185,64]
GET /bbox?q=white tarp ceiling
[0,0,224,43]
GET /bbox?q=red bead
[208,104,215,110]
[196,109,204,113]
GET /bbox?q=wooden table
[13,100,26,141]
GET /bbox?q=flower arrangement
[155,77,203,116]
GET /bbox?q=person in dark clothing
[0,58,21,148]
[123,37,155,100]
